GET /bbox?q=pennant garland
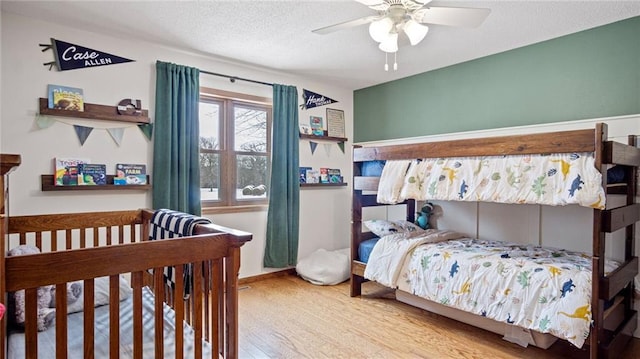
[309,141,318,154]
[323,143,332,157]
[107,128,125,146]
[34,115,150,146]
[40,38,134,71]
[338,141,345,154]
[73,125,93,145]
[299,89,338,110]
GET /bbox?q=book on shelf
[48,84,84,111]
[319,168,329,183]
[54,158,90,186]
[299,167,312,183]
[114,163,147,185]
[113,174,147,185]
[115,163,146,177]
[309,116,324,136]
[77,164,106,185]
[328,168,342,183]
[305,169,319,184]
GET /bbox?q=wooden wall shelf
[39,98,150,124]
[299,134,348,142]
[41,174,151,191]
[300,183,347,188]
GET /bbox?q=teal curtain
[152,61,202,215]
[264,84,299,268]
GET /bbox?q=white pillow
[66,275,133,314]
[363,219,425,237]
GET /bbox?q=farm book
[48,84,84,111]
[115,163,146,177]
[77,164,106,185]
[113,175,147,185]
[54,157,90,186]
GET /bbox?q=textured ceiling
[2,1,640,90]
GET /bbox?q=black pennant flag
[299,89,338,110]
[42,38,134,71]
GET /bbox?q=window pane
[199,101,220,150]
[236,154,268,200]
[234,106,266,152]
[200,153,220,201]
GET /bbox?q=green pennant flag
[138,123,153,140]
[73,125,93,146]
[337,141,345,154]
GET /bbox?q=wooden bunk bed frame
[350,123,639,358]
[0,154,252,359]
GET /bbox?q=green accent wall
[354,16,640,142]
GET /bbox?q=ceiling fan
[312,0,491,70]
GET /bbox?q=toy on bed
[415,202,433,230]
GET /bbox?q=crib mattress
[8,286,211,358]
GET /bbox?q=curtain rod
[200,70,274,87]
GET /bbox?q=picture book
[328,168,342,183]
[54,157,90,186]
[116,163,146,177]
[309,116,324,136]
[319,168,329,183]
[114,174,147,185]
[48,84,84,111]
[305,170,319,184]
[299,167,312,183]
[77,164,106,185]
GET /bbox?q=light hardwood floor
[238,274,640,359]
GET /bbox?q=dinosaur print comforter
[376,152,606,209]
[390,237,619,348]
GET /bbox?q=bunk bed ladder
[593,125,639,359]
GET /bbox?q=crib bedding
[366,231,619,349]
[377,152,606,209]
[8,286,210,358]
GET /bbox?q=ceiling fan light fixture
[414,0,433,4]
[368,17,394,43]
[378,32,398,53]
[404,19,429,46]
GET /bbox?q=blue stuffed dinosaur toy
[416,203,434,230]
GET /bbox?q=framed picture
[309,116,324,136]
[326,108,345,138]
[299,124,312,135]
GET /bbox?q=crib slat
[83,279,95,358]
[132,271,143,359]
[25,288,38,359]
[154,268,165,358]
[36,231,42,250]
[55,283,68,359]
[118,225,125,245]
[66,229,72,250]
[194,260,203,359]
[19,232,25,245]
[109,275,120,359]
[80,228,86,249]
[52,230,58,252]
[212,259,222,357]
[175,265,185,359]
[94,227,99,247]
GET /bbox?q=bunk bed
[0,154,252,359]
[350,123,639,359]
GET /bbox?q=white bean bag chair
[296,248,350,285]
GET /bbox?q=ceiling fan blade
[414,6,491,28]
[312,15,380,35]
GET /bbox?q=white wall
[0,12,353,278]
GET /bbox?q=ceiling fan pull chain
[384,52,389,71]
[394,52,398,71]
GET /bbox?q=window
[199,88,271,208]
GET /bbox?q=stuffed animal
[415,202,434,230]
[7,245,56,331]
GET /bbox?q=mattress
[8,286,211,358]
[366,231,619,349]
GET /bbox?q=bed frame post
[351,145,364,297]
[591,123,607,359]
[0,154,21,359]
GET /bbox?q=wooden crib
[0,154,252,359]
